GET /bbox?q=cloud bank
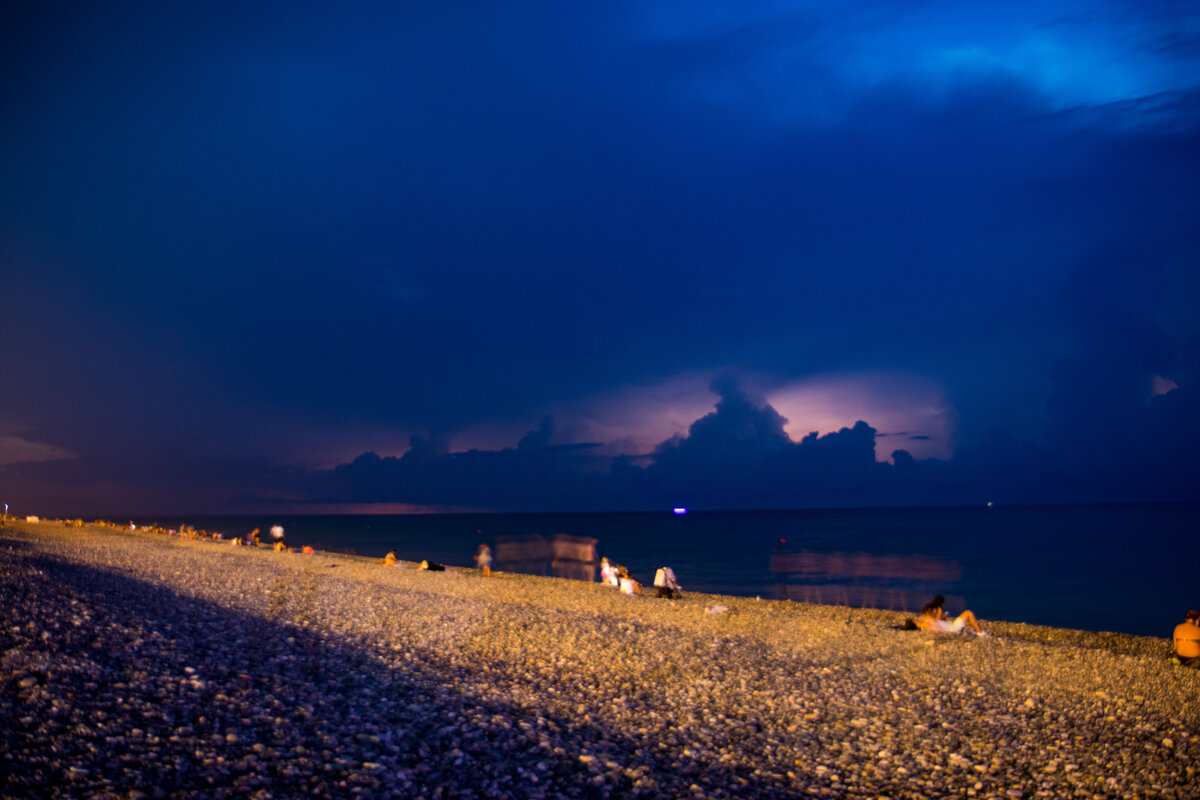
[2,1,1198,515]
[277,375,1199,512]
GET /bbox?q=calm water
[132,503,1198,638]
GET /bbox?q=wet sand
[2,520,1197,799]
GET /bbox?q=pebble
[2,520,1198,799]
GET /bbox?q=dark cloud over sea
[1,1,1198,514]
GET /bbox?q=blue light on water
[673,507,688,515]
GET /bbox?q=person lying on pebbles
[910,593,988,637]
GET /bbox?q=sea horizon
[96,501,1200,639]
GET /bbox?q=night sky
[3,1,1198,515]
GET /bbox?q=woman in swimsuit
[913,594,986,636]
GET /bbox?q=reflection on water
[494,534,598,582]
[770,548,963,613]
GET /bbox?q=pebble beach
[2,520,1197,800]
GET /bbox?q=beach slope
[2,520,1197,799]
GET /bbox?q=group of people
[381,552,451,571]
[380,539,1200,666]
[599,558,681,598]
[135,515,1200,664]
[379,545,491,574]
[228,525,287,549]
[911,597,1200,666]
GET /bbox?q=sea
[130,503,1198,639]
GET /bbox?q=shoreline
[102,504,1198,640]
[2,520,1197,798]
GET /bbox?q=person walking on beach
[913,594,986,636]
[1172,609,1200,665]
[475,543,493,577]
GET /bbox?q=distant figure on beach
[1173,609,1200,665]
[912,594,986,636]
[420,560,446,571]
[270,525,285,543]
[618,566,642,596]
[383,550,399,566]
[475,544,493,576]
[302,545,315,555]
[653,566,681,598]
[248,528,261,547]
[601,558,620,587]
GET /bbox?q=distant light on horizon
[673,507,688,515]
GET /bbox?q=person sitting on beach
[608,562,623,588]
[912,594,986,636]
[617,566,642,596]
[600,557,617,587]
[1173,609,1200,665]
[383,550,399,566]
[475,544,493,577]
[653,566,681,599]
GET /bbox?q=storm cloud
[1,1,1197,514]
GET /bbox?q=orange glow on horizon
[768,372,955,462]
[373,371,956,467]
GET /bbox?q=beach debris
[706,604,729,614]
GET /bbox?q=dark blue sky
[3,1,1198,514]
